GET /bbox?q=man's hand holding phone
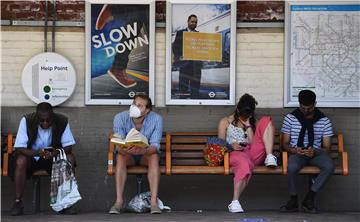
[293,147,314,157]
[38,147,57,159]
[293,147,305,155]
[303,147,314,158]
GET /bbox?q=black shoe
[59,206,78,215]
[302,199,318,213]
[280,199,298,212]
[11,200,24,216]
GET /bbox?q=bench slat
[171,132,217,136]
[32,170,49,176]
[171,166,225,174]
[171,138,209,144]
[172,159,207,166]
[298,166,345,175]
[252,166,283,174]
[128,166,167,174]
[171,152,204,158]
[171,144,205,151]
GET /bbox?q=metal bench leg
[32,176,40,213]
[136,175,143,195]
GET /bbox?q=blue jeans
[287,149,335,195]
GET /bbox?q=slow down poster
[86,1,155,105]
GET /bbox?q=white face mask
[129,104,141,118]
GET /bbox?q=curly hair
[134,93,152,111]
[232,93,258,130]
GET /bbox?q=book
[110,128,149,149]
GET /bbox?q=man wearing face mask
[109,94,163,214]
[280,90,334,213]
[172,14,203,99]
[10,102,77,216]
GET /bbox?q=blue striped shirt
[113,111,163,152]
[281,113,333,149]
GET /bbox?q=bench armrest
[282,151,288,175]
[2,153,9,176]
[165,133,171,175]
[107,133,115,176]
[337,133,344,153]
[2,133,14,176]
[7,133,14,154]
[341,151,349,176]
[336,133,348,176]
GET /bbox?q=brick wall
[237,1,284,22]
[1,0,85,21]
[1,1,285,23]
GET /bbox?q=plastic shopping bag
[127,191,171,213]
[50,149,81,212]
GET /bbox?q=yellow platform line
[126,69,149,82]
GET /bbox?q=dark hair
[187,14,197,21]
[298,90,316,106]
[134,93,152,111]
[36,102,53,115]
[233,94,258,130]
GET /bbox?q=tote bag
[50,149,81,212]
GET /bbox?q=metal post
[136,175,143,195]
[44,0,48,52]
[32,176,41,213]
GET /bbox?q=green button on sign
[43,85,51,93]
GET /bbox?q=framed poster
[85,0,155,105]
[166,0,236,105]
[285,1,360,107]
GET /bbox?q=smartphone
[44,147,54,152]
[239,142,248,147]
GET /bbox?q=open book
[110,128,149,149]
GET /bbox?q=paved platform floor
[1,211,360,222]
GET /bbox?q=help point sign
[21,52,76,106]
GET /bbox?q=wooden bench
[2,133,49,213]
[165,132,284,175]
[106,132,284,194]
[106,131,348,192]
[282,132,349,176]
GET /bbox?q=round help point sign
[21,52,76,106]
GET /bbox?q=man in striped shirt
[280,90,334,213]
[109,94,163,214]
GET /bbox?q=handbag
[50,149,81,212]
[203,137,232,166]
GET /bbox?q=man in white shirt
[11,102,76,216]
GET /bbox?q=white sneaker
[264,154,278,167]
[228,200,244,213]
